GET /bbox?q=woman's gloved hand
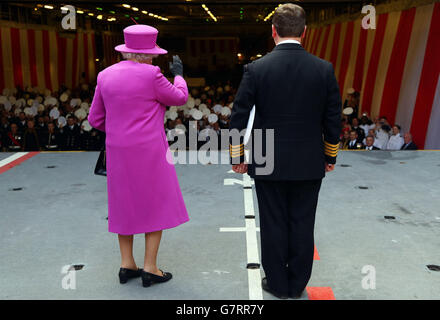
[169,55,183,77]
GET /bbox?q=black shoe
[118,267,142,284]
[261,277,288,299]
[141,269,172,287]
[288,290,304,299]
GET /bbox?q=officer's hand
[169,55,183,77]
[232,163,248,174]
[325,163,335,172]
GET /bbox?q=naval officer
[229,3,341,299]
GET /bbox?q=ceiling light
[43,5,53,9]
[264,4,282,21]
[132,7,139,11]
[122,4,131,8]
[201,4,217,22]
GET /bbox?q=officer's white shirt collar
[277,39,301,46]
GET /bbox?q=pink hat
[115,24,167,55]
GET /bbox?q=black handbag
[94,147,107,176]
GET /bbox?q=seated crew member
[364,135,380,150]
[22,119,40,151]
[4,123,23,151]
[43,122,61,151]
[401,132,418,150]
[347,130,363,149]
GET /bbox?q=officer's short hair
[272,3,306,38]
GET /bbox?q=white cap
[30,105,38,116]
[80,102,89,111]
[8,96,16,105]
[49,108,60,119]
[221,106,231,116]
[70,98,81,107]
[187,97,195,109]
[191,109,203,120]
[16,98,26,108]
[58,116,67,127]
[81,119,92,131]
[343,107,354,115]
[60,93,69,102]
[74,108,87,121]
[175,124,187,133]
[201,108,211,116]
[213,104,223,113]
[24,107,33,116]
[208,113,218,124]
[169,111,178,121]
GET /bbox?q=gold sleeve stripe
[230,151,244,157]
[324,149,338,157]
[325,146,339,153]
[230,144,244,150]
[324,141,339,150]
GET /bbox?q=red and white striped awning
[0,23,97,93]
[303,2,439,149]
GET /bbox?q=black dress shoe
[288,290,304,299]
[118,267,142,284]
[261,277,288,299]
[141,269,172,287]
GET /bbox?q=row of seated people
[0,116,104,151]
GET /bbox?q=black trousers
[254,178,322,296]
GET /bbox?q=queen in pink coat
[88,25,189,287]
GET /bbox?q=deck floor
[0,150,439,299]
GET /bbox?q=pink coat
[88,60,189,235]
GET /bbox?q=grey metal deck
[0,150,439,299]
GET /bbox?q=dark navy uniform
[229,42,341,297]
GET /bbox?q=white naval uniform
[386,133,404,150]
[375,129,389,150]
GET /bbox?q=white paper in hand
[244,105,255,145]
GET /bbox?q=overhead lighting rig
[264,4,282,22]
[201,4,218,22]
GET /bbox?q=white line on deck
[221,172,263,300]
[242,173,263,300]
[0,152,29,168]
